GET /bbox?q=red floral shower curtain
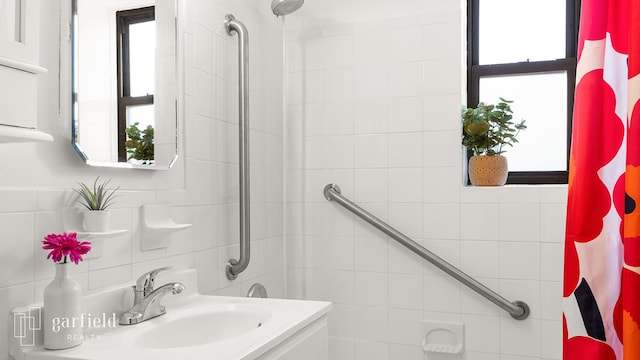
[563,0,640,359]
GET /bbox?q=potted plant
[461,98,526,186]
[73,177,119,232]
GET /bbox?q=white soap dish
[141,205,191,250]
[145,220,191,233]
[421,320,464,355]
[423,343,461,354]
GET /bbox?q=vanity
[9,269,332,360]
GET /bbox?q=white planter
[43,263,83,350]
[82,209,110,232]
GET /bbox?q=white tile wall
[0,1,284,359]
[0,1,570,359]
[285,2,567,360]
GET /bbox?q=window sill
[460,183,568,203]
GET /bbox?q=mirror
[68,0,179,169]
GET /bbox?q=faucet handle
[135,266,172,295]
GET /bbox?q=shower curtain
[563,0,640,359]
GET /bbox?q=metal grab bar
[225,14,251,280]
[323,184,530,320]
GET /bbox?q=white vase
[82,209,110,232]
[43,263,83,350]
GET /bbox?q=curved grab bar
[225,14,251,280]
[323,183,530,320]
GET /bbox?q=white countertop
[11,269,332,360]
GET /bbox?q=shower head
[271,0,304,17]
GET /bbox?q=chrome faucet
[119,267,185,325]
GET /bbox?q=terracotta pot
[468,155,508,186]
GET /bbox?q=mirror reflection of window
[70,0,178,169]
[128,20,156,96]
[116,6,155,164]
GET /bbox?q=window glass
[479,0,565,65]
[126,104,154,129]
[125,104,154,163]
[479,72,567,171]
[128,20,156,97]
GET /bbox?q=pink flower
[42,232,91,264]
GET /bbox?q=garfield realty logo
[14,311,117,346]
[13,307,41,347]
[50,313,117,333]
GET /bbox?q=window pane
[479,0,565,65]
[126,104,154,163]
[129,20,156,97]
[126,104,154,129]
[479,72,567,171]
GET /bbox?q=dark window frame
[116,6,155,162]
[466,0,580,184]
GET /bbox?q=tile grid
[0,1,285,359]
[285,8,567,360]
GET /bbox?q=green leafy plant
[461,98,527,155]
[125,122,154,163]
[73,177,120,210]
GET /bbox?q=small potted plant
[461,98,527,186]
[73,177,119,232]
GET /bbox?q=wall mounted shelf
[141,204,191,250]
[62,207,128,259]
[77,229,128,260]
[0,124,53,143]
[77,229,128,239]
[0,56,48,74]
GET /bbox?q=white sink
[135,305,271,348]
[10,269,332,360]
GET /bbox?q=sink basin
[10,268,332,360]
[136,305,271,348]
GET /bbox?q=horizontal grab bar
[323,183,530,320]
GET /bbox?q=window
[116,6,155,163]
[467,0,580,184]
